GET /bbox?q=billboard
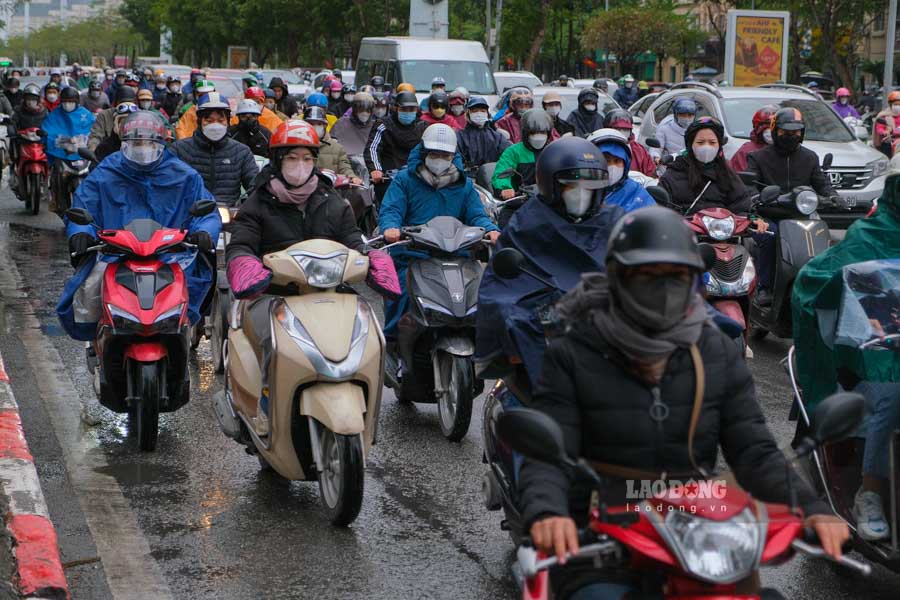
[724,10,790,87]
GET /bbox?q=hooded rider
[612,73,639,108]
[420,91,463,130]
[456,95,510,170]
[541,90,574,137]
[587,128,655,212]
[602,109,656,177]
[655,97,697,156]
[565,88,604,138]
[329,92,378,157]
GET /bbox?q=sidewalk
[0,354,68,599]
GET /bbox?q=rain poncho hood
[43,104,95,161]
[598,141,656,212]
[57,150,221,340]
[792,172,900,410]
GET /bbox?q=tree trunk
[523,0,551,72]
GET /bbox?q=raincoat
[57,150,221,340]
[598,141,656,213]
[792,172,900,410]
[42,105,95,161]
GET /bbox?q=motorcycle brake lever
[69,244,105,257]
[791,539,872,576]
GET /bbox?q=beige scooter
[214,239,384,526]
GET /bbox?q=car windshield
[495,74,541,92]
[262,70,300,85]
[397,60,496,95]
[720,97,854,143]
[208,77,241,99]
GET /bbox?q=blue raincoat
[597,141,656,213]
[42,105,95,161]
[57,150,221,340]
[379,143,499,337]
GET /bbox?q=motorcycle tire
[28,173,41,215]
[436,352,474,442]
[317,428,364,527]
[210,291,230,373]
[128,361,161,452]
[190,320,204,349]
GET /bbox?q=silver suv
[637,82,889,228]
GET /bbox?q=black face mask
[774,132,802,153]
[616,273,694,331]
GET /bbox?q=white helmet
[236,99,262,115]
[421,123,457,154]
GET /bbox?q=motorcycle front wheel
[209,290,230,373]
[128,361,161,452]
[318,427,364,527]
[436,352,474,442]
[27,172,40,214]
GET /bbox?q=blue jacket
[57,150,221,339]
[43,105,95,161]
[597,141,656,213]
[613,86,639,109]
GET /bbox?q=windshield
[263,70,300,85]
[397,60,496,95]
[720,97,853,142]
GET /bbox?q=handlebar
[516,532,621,578]
[791,539,871,576]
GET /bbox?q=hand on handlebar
[805,514,849,561]
[350,176,363,186]
[487,231,500,245]
[187,231,214,252]
[500,188,516,201]
[530,516,579,564]
[753,219,770,234]
[384,228,402,244]
[371,170,383,184]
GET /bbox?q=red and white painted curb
[0,354,69,599]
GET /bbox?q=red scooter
[498,394,871,600]
[686,207,757,348]
[66,201,216,451]
[12,127,49,215]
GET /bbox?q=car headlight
[664,508,762,584]
[869,157,889,178]
[290,251,347,288]
[795,190,818,215]
[152,303,184,332]
[701,216,735,241]
[107,303,142,332]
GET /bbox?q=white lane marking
[0,458,50,518]
[0,246,174,600]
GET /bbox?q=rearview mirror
[497,408,569,466]
[698,243,717,271]
[77,146,98,163]
[760,185,781,204]
[189,199,217,217]
[809,392,864,445]
[645,137,660,149]
[822,153,833,170]
[491,247,525,280]
[66,207,94,226]
[646,185,671,206]
[660,153,676,166]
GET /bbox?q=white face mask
[355,111,370,123]
[89,90,100,99]
[562,185,595,218]
[122,141,163,166]
[693,144,719,163]
[313,124,326,139]
[46,93,58,103]
[169,85,181,94]
[425,155,452,175]
[677,117,694,129]
[528,134,548,150]
[839,97,848,105]
[62,102,77,112]
[265,100,276,110]
[331,91,342,99]
[545,105,561,117]
[344,94,355,103]
[762,129,774,145]
[139,101,152,110]
[450,105,465,116]
[892,104,900,116]
[469,112,489,127]
[374,107,387,119]
[203,122,228,141]
[583,103,597,113]
[607,165,624,185]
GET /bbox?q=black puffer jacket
[457,123,510,169]
[160,92,184,122]
[746,144,836,198]
[226,166,364,265]
[519,319,829,528]
[268,78,300,118]
[364,113,426,174]
[564,107,603,138]
[10,105,47,133]
[228,122,270,157]
[172,129,258,205]
[659,154,751,215]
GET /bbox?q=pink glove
[366,250,402,300]
[227,255,272,299]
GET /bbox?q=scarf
[268,174,318,208]
[417,164,460,190]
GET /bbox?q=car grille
[823,166,874,190]
[712,255,744,283]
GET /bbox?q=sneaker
[755,289,773,307]
[853,488,890,541]
[253,387,270,437]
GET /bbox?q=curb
[0,354,69,600]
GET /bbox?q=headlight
[108,303,142,332]
[217,206,231,224]
[795,190,818,215]
[664,508,762,584]
[701,216,735,241]
[152,303,184,332]
[868,157,889,178]
[290,251,347,288]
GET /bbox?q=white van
[356,37,498,108]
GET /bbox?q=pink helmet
[329,80,343,92]
[836,87,851,98]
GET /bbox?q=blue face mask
[398,111,416,125]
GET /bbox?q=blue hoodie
[597,141,655,213]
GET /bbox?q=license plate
[842,196,857,208]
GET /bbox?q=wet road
[0,187,899,599]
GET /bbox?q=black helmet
[428,91,449,110]
[535,136,609,201]
[60,86,79,102]
[684,116,727,148]
[606,206,705,270]
[577,88,599,106]
[343,83,356,94]
[771,107,805,146]
[88,80,102,91]
[370,75,384,88]
[114,85,137,105]
[593,78,608,92]
[521,109,553,149]
[6,77,19,89]
[602,108,633,129]
[395,91,419,108]
[22,83,40,98]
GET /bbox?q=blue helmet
[672,98,698,115]
[306,92,328,108]
[466,95,489,110]
[535,137,609,201]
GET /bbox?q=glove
[188,231,214,252]
[68,233,96,268]
[227,255,272,299]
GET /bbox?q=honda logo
[828,172,843,186]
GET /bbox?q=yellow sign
[733,15,785,86]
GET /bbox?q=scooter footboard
[300,382,366,435]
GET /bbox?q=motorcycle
[49,134,90,215]
[199,203,239,373]
[320,168,378,237]
[12,127,49,215]
[215,238,383,526]
[499,395,871,600]
[378,216,488,442]
[0,114,10,169]
[65,200,217,451]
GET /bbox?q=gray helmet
[521,108,553,139]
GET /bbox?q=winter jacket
[327,98,349,118]
[10,105,47,134]
[420,112,464,131]
[79,90,109,113]
[172,129,259,205]
[746,144,836,198]
[729,140,766,174]
[228,121,270,157]
[565,107,604,138]
[152,86,168,105]
[0,95,12,118]
[518,319,831,529]
[160,92,184,122]
[257,107,284,134]
[655,114,688,155]
[630,139,657,177]
[613,85,639,109]
[94,133,121,162]
[831,101,860,120]
[316,133,356,178]
[268,78,300,117]
[226,165,364,264]
[4,89,23,111]
[378,144,498,234]
[175,105,199,140]
[364,114,426,174]
[496,112,561,145]
[329,115,375,157]
[492,142,537,192]
[88,107,115,151]
[457,123,511,169]
[42,105,95,161]
[659,154,751,215]
[602,146,655,212]
[550,115,574,138]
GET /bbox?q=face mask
[469,112,488,127]
[331,91,342,99]
[398,111,416,125]
[431,107,446,119]
[202,122,228,141]
[116,77,125,84]
[450,105,465,116]
[545,105,561,118]
[625,82,633,89]
[562,185,595,218]
[516,107,531,117]
[313,125,325,139]
[355,111,370,123]
[62,102,77,112]
[89,90,100,99]
[46,93,58,103]
[265,100,276,110]
[774,133,802,153]
[839,97,848,105]
[892,104,900,116]
[616,128,632,140]
[374,107,387,119]
[282,159,314,187]
[140,101,154,110]
[528,133,548,150]
[425,155,452,175]
[677,117,693,129]
[122,141,163,166]
[617,274,694,331]
[344,94,355,103]
[9,87,18,94]
[607,165,624,185]
[583,103,597,113]
[762,129,774,145]
[169,85,181,94]
[25,99,38,110]
[692,145,718,164]
[156,84,166,91]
